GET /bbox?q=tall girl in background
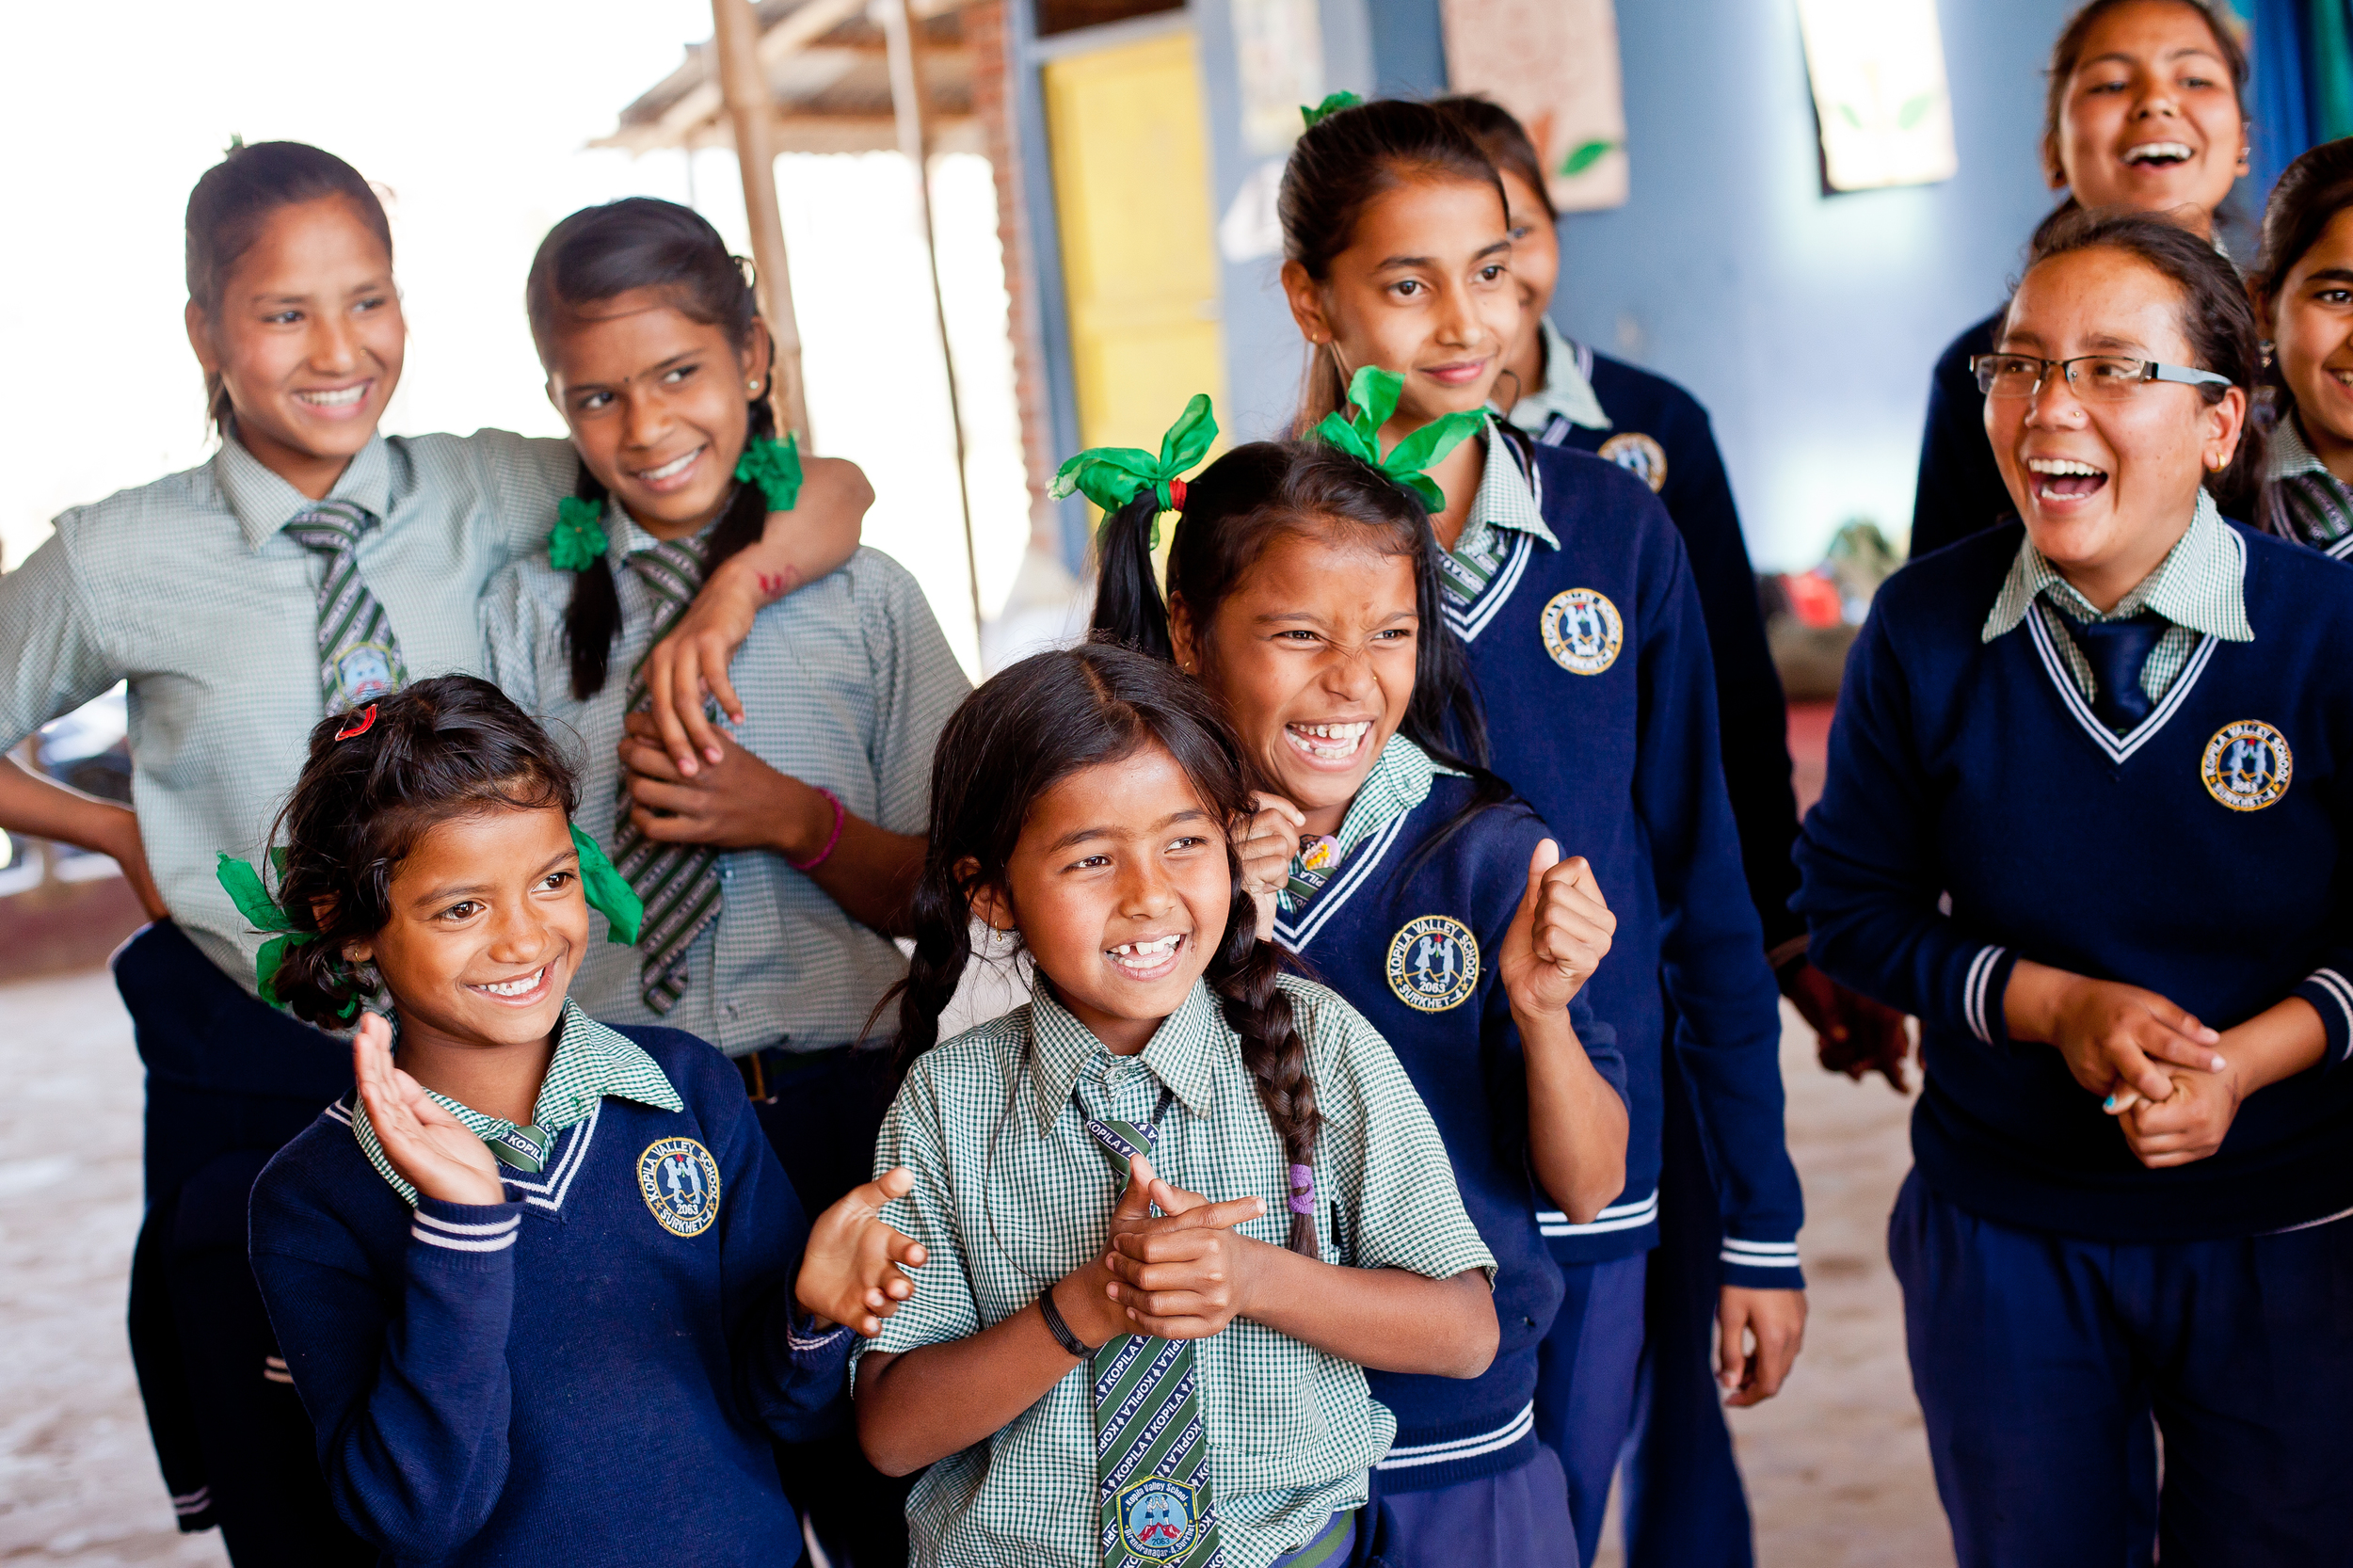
[0,142,866,1561]
[483,195,968,1566]
[1088,414,1629,1561]
[1912,0,2250,557]
[1276,96,1804,1566]
[1799,212,2353,1566]
[856,644,1503,1568]
[2249,138,2353,549]
[1444,97,1887,1567]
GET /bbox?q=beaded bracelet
[788,786,846,871]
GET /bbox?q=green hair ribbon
[736,432,804,512]
[1049,393,1218,547]
[549,495,609,574]
[569,824,643,944]
[1301,90,1364,130]
[1309,365,1486,513]
[215,852,348,1016]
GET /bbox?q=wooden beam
[712,0,813,442]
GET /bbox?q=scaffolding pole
[711,0,813,443]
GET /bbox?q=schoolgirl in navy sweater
[241,677,924,1565]
[1088,420,1630,1562]
[1276,96,1804,1561]
[1798,213,2353,1565]
[1910,0,2250,559]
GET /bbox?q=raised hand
[795,1166,930,1336]
[1233,792,1305,942]
[1498,839,1616,1015]
[352,1013,504,1207]
[1099,1153,1268,1340]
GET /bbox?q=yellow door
[1044,30,1226,457]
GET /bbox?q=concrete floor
[0,969,1952,1565]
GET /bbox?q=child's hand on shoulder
[1095,1153,1269,1340]
[795,1166,929,1336]
[1500,839,1615,1016]
[352,1013,505,1208]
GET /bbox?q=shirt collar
[1452,421,1561,559]
[1280,733,1459,910]
[215,431,394,552]
[1982,488,2251,644]
[1025,978,1226,1135]
[350,1000,684,1206]
[2266,408,2333,482]
[1504,317,1611,437]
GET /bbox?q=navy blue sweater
[1273,775,1626,1491]
[248,1025,852,1565]
[1909,312,2009,561]
[1534,344,1803,954]
[1794,522,2353,1240]
[1450,437,1802,1286]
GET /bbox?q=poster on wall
[1440,0,1627,212]
[1795,0,1960,191]
[1233,0,1325,155]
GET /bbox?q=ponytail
[1089,493,1179,662]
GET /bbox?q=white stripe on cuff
[1964,945,2009,1044]
[171,1487,212,1516]
[411,1211,520,1253]
[413,1209,521,1239]
[1537,1190,1659,1238]
[1720,1240,1802,1269]
[1375,1402,1535,1470]
[2307,968,2353,1063]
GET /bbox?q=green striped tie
[284,501,409,713]
[609,538,724,1014]
[2278,470,2353,550]
[1083,1101,1225,1568]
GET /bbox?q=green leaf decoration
[1306,366,1483,513]
[216,852,294,933]
[549,495,608,573]
[1301,90,1364,130]
[736,432,805,512]
[570,824,644,945]
[1897,92,1936,130]
[1558,137,1618,179]
[1050,393,1220,517]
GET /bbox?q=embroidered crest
[2201,720,2292,812]
[333,643,399,706]
[1598,431,1668,492]
[1386,915,1480,1012]
[637,1137,722,1237]
[1117,1476,1202,1560]
[1540,588,1625,675]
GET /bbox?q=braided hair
[887,644,1324,1255]
[523,198,779,699]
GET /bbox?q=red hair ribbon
[335,704,378,742]
[1167,477,1187,512]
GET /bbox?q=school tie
[1081,1094,1225,1568]
[283,500,409,713]
[2069,608,2169,734]
[608,539,724,1014]
[2276,469,2353,548]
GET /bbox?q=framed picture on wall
[1440,0,1628,213]
[1795,0,1960,191]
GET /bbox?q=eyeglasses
[1971,353,2233,402]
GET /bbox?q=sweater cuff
[785,1304,856,1359]
[2294,968,2353,1070]
[1961,944,2019,1048]
[408,1195,523,1267]
[1720,1236,1805,1290]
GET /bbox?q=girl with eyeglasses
[1797,211,2353,1566]
[1911,0,2251,560]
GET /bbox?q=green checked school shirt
[482,514,969,1056]
[1981,488,2251,710]
[1437,421,1559,608]
[0,430,576,993]
[858,977,1495,1568]
[1278,734,1459,910]
[344,1000,683,1206]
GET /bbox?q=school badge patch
[1540,588,1625,676]
[638,1137,722,1237]
[1117,1476,1202,1561]
[1387,915,1480,1012]
[1598,432,1668,492]
[2201,720,2292,812]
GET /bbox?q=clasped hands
[1050,1153,1271,1349]
[2005,961,2239,1169]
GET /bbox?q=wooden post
[878,0,986,636]
[712,0,813,443]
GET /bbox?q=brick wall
[966,0,1062,552]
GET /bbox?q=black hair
[2039,0,2249,221]
[2008,207,2265,514]
[523,198,776,700]
[184,140,393,436]
[886,645,1324,1256]
[1088,440,1507,882]
[1436,95,1556,226]
[1279,97,1508,431]
[266,676,580,1029]
[2249,136,2353,308]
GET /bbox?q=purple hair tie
[1287,1163,1316,1215]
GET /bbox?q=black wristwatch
[1038,1279,1096,1359]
